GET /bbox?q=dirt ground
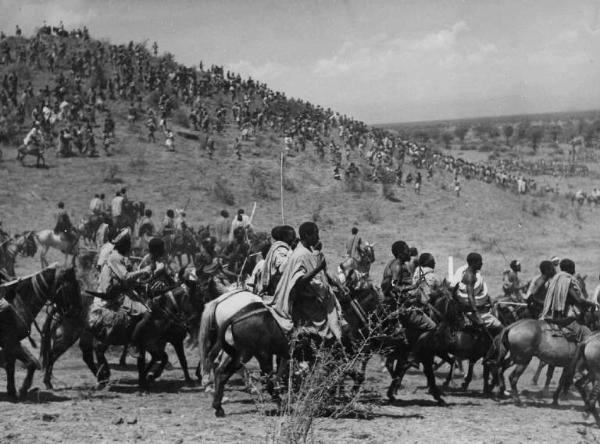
[0,336,598,444]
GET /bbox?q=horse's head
[15,231,37,257]
[575,273,588,299]
[53,267,82,316]
[360,242,375,264]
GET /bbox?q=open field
[2,29,600,444]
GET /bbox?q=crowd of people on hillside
[1,23,598,204]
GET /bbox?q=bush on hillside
[283,176,298,192]
[5,62,32,82]
[311,202,323,223]
[102,164,124,184]
[381,182,400,202]
[172,109,190,128]
[213,178,235,205]
[361,201,381,224]
[249,165,274,199]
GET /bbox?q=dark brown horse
[40,270,204,390]
[0,266,79,398]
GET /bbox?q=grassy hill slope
[0,32,598,295]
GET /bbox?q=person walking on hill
[111,191,124,228]
[345,227,363,262]
[213,210,230,246]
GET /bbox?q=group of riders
[66,192,596,377]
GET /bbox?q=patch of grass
[102,164,124,184]
[361,201,381,224]
[249,165,274,199]
[172,108,190,128]
[213,178,235,205]
[311,202,323,223]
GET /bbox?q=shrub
[249,165,274,199]
[283,177,298,192]
[5,62,32,82]
[381,182,400,202]
[213,178,235,205]
[311,202,323,223]
[102,164,124,183]
[172,108,190,128]
[361,202,381,224]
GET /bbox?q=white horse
[35,229,80,269]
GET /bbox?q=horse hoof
[460,383,468,391]
[18,389,28,399]
[215,407,225,418]
[437,398,448,407]
[44,382,54,391]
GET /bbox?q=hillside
[0,27,599,295]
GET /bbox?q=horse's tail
[217,309,237,360]
[198,298,219,379]
[491,325,512,368]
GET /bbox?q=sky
[1,0,599,124]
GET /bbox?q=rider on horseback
[23,121,42,149]
[502,260,526,302]
[53,201,77,244]
[131,237,174,347]
[270,221,347,341]
[453,252,502,336]
[525,260,556,318]
[540,258,595,342]
[259,225,296,296]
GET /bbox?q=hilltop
[0,27,599,293]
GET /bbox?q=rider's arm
[568,283,595,309]
[463,270,479,313]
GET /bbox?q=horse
[41,269,204,390]
[17,143,46,168]
[0,231,38,277]
[79,213,112,246]
[35,229,80,269]
[492,274,590,406]
[0,265,80,398]
[119,200,144,232]
[561,331,600,426]
[164,228,198,268]
[339,242,375,284]
[200,280,449,417]
[380,284,498,402]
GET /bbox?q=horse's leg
[461,360,475,390]
[137,346,148,389]
[148,349,169,382]
[94,342,111,385]
[172,338,193,383]
[483,362,492,395]
[552,367,571,406]
[509,356,532,406]
[213,353,243,417]
[443,358,455,389]
[43,319,81,390]
[421,353,446,406]
[40,244,49,269]
[544,365,555,395]
[532,359,546,385]
[118,345,129,367]
[15,345,38,398]
[5,352,17,399]
[79,330,98,377]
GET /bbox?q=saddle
[544,318,584,342]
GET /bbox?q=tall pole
[280,152,285,224]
